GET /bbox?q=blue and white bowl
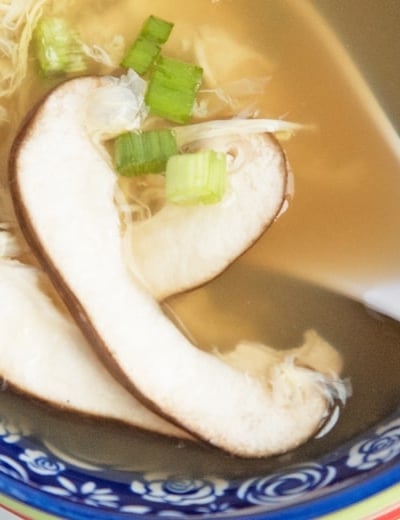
[0,402,399,519]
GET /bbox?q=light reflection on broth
[237,2,400,295]
[0,0,400,474]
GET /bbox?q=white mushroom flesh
[12,76,348,457]
[128,133,288,299]
[0,252,190,439]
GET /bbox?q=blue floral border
[0,412,399,519]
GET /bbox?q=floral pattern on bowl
[0,412,399,519]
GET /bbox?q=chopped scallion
[166,150,227,205]
[146,56,203,124]
[114,129,178,176]
[121,15,173,74]
[33,17,86,76]
[121,36,161,75]
[141,15,174,44]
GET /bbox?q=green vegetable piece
[114,129,178,176]
[166,150,227,205]
[121,15,173,74]
[141,15,174,44]
[121,36,161,75]
[145,56,203,124]
[33,17,86,76]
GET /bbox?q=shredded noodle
[0,0,46,108]
[82,34,125,68]
[0,0,125,127]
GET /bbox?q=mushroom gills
[11,76,349,457]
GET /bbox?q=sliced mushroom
[127,133,288,299]
[10,76,347,457]
[0,253,190,439]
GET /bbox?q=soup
[0,0,400,475]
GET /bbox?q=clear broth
[2,267,400,480]
[0,0,400,477]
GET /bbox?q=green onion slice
[166,150,227,205]
[121,15,173,74]
[33,17,86,76]
[141,15,174,43]
[114,129,178,176]
[146,56,203,124]
[121,36,161,75]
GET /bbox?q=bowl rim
[0,465,399,520]
[0,438,398,520]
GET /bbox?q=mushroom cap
[10,76,345,457]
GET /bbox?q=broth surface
[2,267,400,479]
[0,0,400,476]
